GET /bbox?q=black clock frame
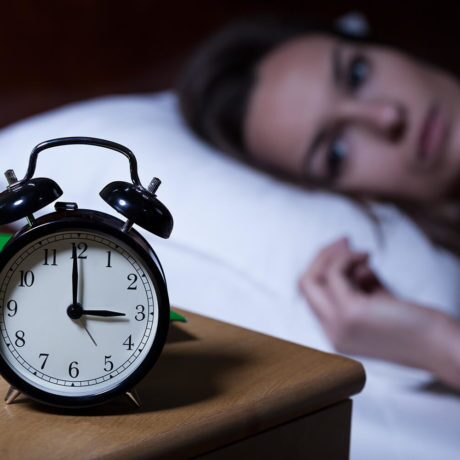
[0,208,170,408]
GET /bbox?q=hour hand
[81,309,126,317]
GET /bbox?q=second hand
[79,319,98,347]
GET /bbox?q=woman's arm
[299,238,460,391]
[428,313,460,390]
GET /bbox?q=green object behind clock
[0,233,10,252]
[0,232,186,322]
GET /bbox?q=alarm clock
[0,137,173,408]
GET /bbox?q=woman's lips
[416,103,448,167]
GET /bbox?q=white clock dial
[0,231,159,397]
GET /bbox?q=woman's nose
[338,100,406,140]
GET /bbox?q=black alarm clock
[0,137,173,408]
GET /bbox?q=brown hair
[177,18,460,259]
[178,18,370,157]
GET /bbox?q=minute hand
[81,309,126,317]
[72,246,78,306]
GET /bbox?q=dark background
[1,0,458,128]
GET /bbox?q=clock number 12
[71,243,88,259]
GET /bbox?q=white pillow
[1,92,459,460]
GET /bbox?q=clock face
[0,230,162,400]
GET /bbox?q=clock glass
[0,230,160,398]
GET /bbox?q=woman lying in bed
[178,18,460,391]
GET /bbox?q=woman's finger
[299,273,337,324]
[305,237,349,282]
[323,248,368,303]
[350,260,382,293]
[300,244,345,324]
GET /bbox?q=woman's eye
[346,55,370,91]
[327,136,348,179]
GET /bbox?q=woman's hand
[299,238,460,389]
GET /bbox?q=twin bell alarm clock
[0,137,173,408]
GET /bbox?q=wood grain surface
[0,308,365,459]
[197,400,353,460]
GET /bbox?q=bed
[0,92,459,459]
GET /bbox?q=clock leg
[126,388,141,408]
[4,386,21,404]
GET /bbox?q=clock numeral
[104,355,114,372]
[19,270,34,287]
[43,248,58,266]
[68,361,79,378]
[15,330,25,347]
[106,251,112,268]
[71,242,88,259]
[135,305,145,321]
[6,300,18,317]
[123,335,134,351]
[127,274,138,290]
[39,353,49,370]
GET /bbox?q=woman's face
[244,34,460,203]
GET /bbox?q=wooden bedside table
[0,309,365,459]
